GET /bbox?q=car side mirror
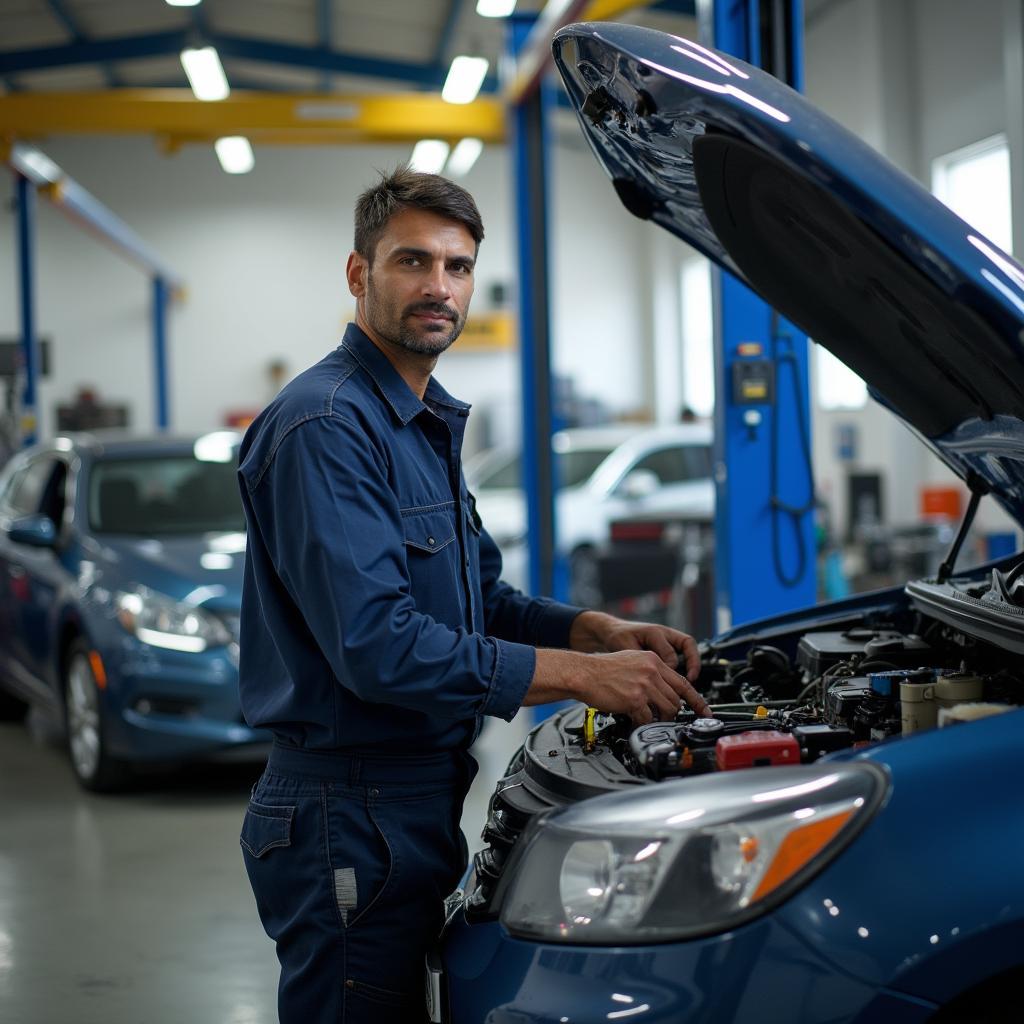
[619,469,660,500]
[7,514,58,549]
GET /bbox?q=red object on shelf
[715,730,801,771]
[919,485,963,520]
[224,410,260,429]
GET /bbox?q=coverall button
[427,536,435,545]
[345,979,354,989]
[369,786,380,797]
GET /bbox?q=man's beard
[364,280,465,356]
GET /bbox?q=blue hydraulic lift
[506,4,600,604]
[6,142,184,444]
[699,0,817,630]
[508,0,815,629]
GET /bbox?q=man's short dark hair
[354,165,484,262]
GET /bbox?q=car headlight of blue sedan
[116,585,233,653]
[500,763,886,944]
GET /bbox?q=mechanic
[236,166,711,1024]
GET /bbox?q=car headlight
[116,586,232,653]
[500,763,887,944]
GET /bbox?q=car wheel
[64,641,129,792]
[570,547,603,608]
[0,687,29,721]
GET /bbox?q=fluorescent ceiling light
[442,56,489,105]
[166,0,202,6]
[477,0,516,15]
[446,138,484,178]
[180,46,230,101]
[410,139,450,175]
[214,137,254,174]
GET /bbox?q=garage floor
[0,710,529,1024]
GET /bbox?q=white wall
[0,132,653,456]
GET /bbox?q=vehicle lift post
[508,13,564,605]
[700,0,817,629]
[6,142,183,440]
[14,172,38,446]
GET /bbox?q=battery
[792,723,855,760]
[715,730,801,771]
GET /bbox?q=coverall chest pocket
[400,505,457,615]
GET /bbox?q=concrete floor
[0,709,529,1024]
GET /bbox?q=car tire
[570,547,603,608]
[64,641,130,792]
[0,687,29,721]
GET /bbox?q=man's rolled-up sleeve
[249,414,534,721]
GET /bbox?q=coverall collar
[340,323,471,426]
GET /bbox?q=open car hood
[553,22,1024,523]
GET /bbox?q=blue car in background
[435,22,1024,1024]
[0,430,268,790]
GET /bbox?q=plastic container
[900,674,937,734]
[934,673,984,710]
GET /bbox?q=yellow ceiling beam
[580,0,653,19]
[0,90,507,147]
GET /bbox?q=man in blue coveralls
[237,167,711,1023]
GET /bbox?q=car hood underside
[552,22,1024,524]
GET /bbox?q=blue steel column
[508,14,560,602]
[15,174,38,446]
[703,0,816,629]
[152,276,169,430]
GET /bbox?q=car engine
[619,621,1020,781]
[463,598,1024,921]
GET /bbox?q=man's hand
[526,647,712,723]
[569,610,701,684]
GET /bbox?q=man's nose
[422,263,452,300]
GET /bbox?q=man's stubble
[364,271,467,357]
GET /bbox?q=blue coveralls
[236,323,582,1023]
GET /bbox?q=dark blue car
[0,431,268,790]
[436,23,1024,1024]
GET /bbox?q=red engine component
[715,730,801,771]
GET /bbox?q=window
[680,258,715,418]
[932,134,1012,254]
[8,459,59,516]
[815,344,868,411]
[631,445,712,485]
[476,453,520,490]
[90,455,245,535]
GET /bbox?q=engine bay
[462,585,1024,921]
[463,593,1024,921]
[601,618,1022,782]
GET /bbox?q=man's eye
[451,263,472,274]
[399,257,421,267]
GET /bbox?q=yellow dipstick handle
[584,707,598,751]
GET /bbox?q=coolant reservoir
[933,673,983,710]
[900,672,937,734]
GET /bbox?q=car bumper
[439,912,937,1024]
[101,641,269,762]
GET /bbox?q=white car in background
[465,424,714,602]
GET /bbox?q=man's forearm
[521,649,586,706]
[567,609,620,653]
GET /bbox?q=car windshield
[89,454,245,535]
[476,447,614,491]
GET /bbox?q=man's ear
[346,251,368,298]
